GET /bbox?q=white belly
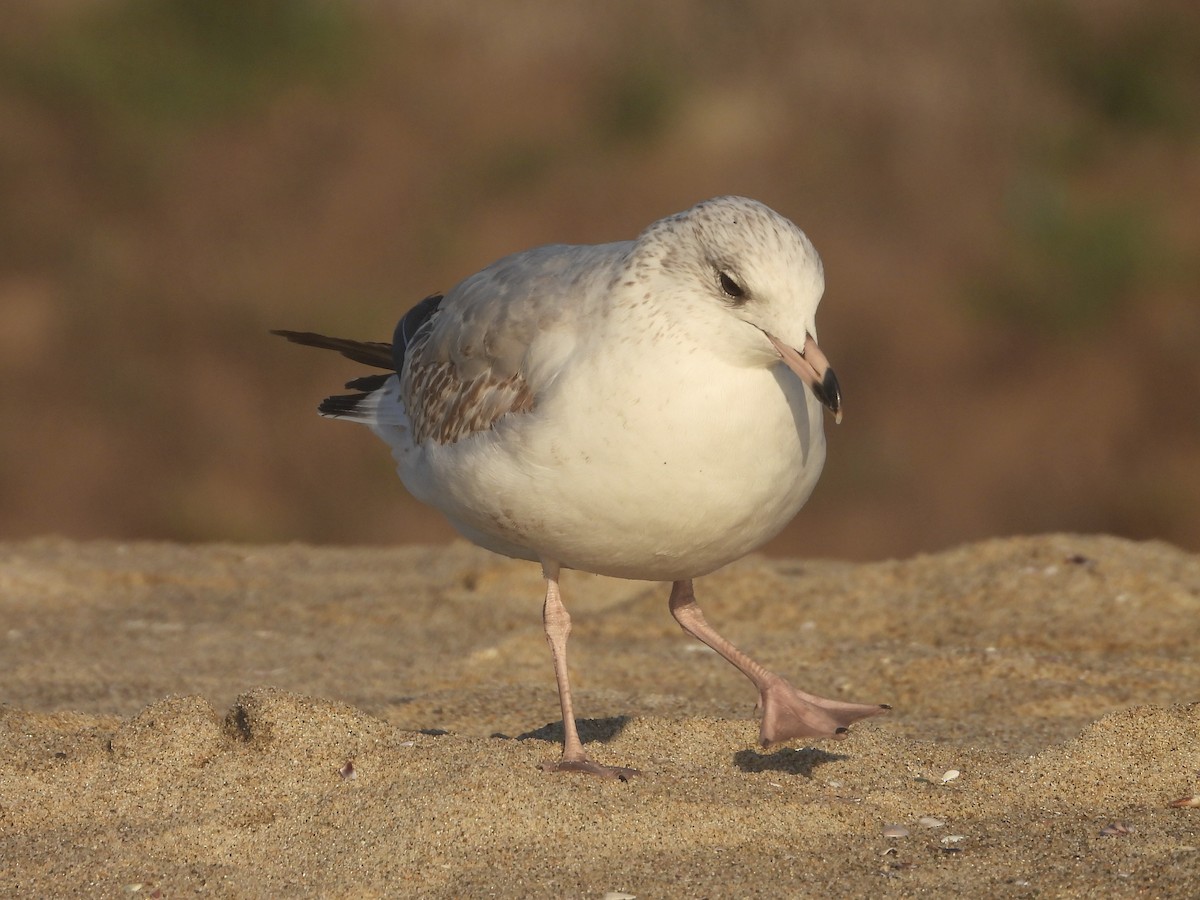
[391,344,827,581]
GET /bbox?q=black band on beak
[810,367,841,419]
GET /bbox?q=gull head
[638,195,842,423]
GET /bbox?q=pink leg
[669,580,888,747]
[538,562,638,780]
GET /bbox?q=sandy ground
[2,533,1198,897]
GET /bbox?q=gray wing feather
[402,241,628,444]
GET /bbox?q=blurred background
[1,0,1197,561]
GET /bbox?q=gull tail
[272,293,442,422]
[270,330,394,420]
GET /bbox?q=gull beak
[766,333,843,424]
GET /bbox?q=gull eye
[717,270,746,302]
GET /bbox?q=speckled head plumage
[639,196,823,313]
[632,196,840,420]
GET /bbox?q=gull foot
[758,675,889,747]
[540,758,640,781]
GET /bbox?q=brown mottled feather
[275,300,540,442]
[278,242,612,444]
[401,325,536,445]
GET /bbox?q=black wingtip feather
[391,293,443,373]
[275,294,445,418]
[318,392,374,419]
[272,330,395,371]
[345,372,393,391]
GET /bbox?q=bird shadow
[733,746,848,777]
[516,716,631,745]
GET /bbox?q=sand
[2,534,1198,897]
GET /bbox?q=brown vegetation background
[2,0,1198,561]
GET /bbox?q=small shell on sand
[882,824,910,838]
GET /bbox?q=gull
[274,196,887,779]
